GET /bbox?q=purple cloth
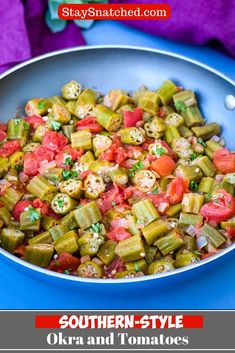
[0,0,85,74]
[111,0,235,57]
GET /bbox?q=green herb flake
[50,120,61,131]
[64,269,71,275]
[190,152,197,161]
[38,101,46,110]
[15,164,23,172]
[112,201,116,207]
[153,146,166,157]
[62,170,78,180]
[207,192,212,199]
[65,156,73,166]
[175,101,187,113]
[57,199,65,209]
[128,160,144,178]
[152,187,159,195]
[197,138,206,148]
[189,180,199,192]
[89,222,102,234]
[28,206,40,222]
[134,262,140,272]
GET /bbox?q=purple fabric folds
[110,0,235,57]
[0,0,85,73]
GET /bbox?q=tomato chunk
[150,155,176,177]
[23,146,55,176]
[12,200,33,220]
[200,189,235,223]
[105,257,124,278]
[42,131,68,153]
[0,140,21,157]
[213,148,235,174]
[48,253,80,272]
[107,227,131,242]
[24,115,45,130]
[0,131,7,142]
[166,177,189,204]
[123,108,143,128]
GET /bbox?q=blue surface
[0,21,235,309]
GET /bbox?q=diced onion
[19,172,29,183]
[111,218,130,229]
[158,202,168,213]
[186,225,197,237]
[39,160,57,174]
[196,236,208,249]
[215,174,224,183]
[211,135,220,142]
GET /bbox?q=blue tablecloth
[1,21,235,309]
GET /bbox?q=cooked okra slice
[201,223,226,248]
[25,98,51,116]
[32,125,49,143]
[192,156,216,177]
[28,231,52,245]
[176,165,203,182]
[20,207,41,231]
[0,207,11,226]
[144,118,166,139]
[165,203,182,217]
[93,134,112,157]
[173,90,197,109]
[61,80,82,100]
[192,123,221,140]
[182,193,204,214]
[0,157,10,178]
[115,271,144,279]
[7,119,30,144]
[145,245,158,264]
[164,112,184,127]
[108,166,128,186]
[62,124,75,141]
[77,260,104,278]
[115,234,145,263]
[84,174,105,200]
[178,212,203,226]
[142,219,169,245]
[198,177,215,194]
[75,89,96,118]
[107,89,133,111]
[148,259,175,275]
[48,103,71,125]
[125,259,148,274]
[71,130,92,150]
[178,125,193,138]
[44,168,63,185]
[95,105,122,132]
[77,231,104,256]
[1,228,25,253]
[41,216,59,231]
[155,229,184,256]
[126,214,141,236]
[137,90,160,115]
[133,170,157,192]
[132,199,160,227]
[60,212,78,230]
[9,151,24,170]
[174,251,199,268]
[157,80,178,105]
[51,193,78,215]
[79,151,95,164]
[26,175,57,199]
[49,223,70,241]
[53,230,79,255]
[0,187,22,211]
[74,201,102,230]
[165,126,180,144]
[119,127,145,145]
[182,235,197,251]
[171,137,193,159]
[97,240,117,266]
[60,178,83,199]
[24,244,54,267]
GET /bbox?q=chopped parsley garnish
[28,206,40,222]
[207,192,212,199]
[57,199,65,209]
[62,170,78,180]
[189,180,199,192]
[38,101,46,110]
[65,156,73,166]
[152,187,159,194]
[112,201,116,207]
[153,146,166,157]
[15,164,23,172]
[190,152,197,161]
[134,262,140,272]
[64,269,72,275]
[50,120,61,131]
[197,138,206,148]
[89,222,102,234]
[175,101,187,113]
[128,160,144,178]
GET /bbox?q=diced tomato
[125,145,143,159]
[12,200,33,220]
[100,136,129,165]
[34,146,55,161]
[158,106,168,118]
[142,138,155,151]
[0,122,7,131]
[0,140,21,157]
[200,189,235,223]
[32,198,44,208]
[107,227,131,241]
[123,108,143,128]
[14,244,26,257]
[225,226,235,239]
[97,184,125,213]
[0,130,7,142]
[42,131,68,153]
[24,115,45,130]
[147,192,169,209]
[202,252,216,260]
[55,146,83,169]
[213,148,235,174]
[76,116,103,133]
[23,146,55,176]
[48,252,80,272]
[166,177,189,204]
[150,155,176,177]
[80,170,92,180]
[105,256,124,278]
